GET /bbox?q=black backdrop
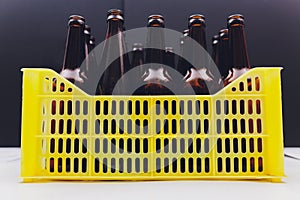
[1,0,299,146]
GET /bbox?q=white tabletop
[0,148,300,200]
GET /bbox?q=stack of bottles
[59,9,251,96]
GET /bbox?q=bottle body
[51,15,86,172]
[85,35,98,94]
[80,25,91,81]
[224,15,250,85]
[212,35,220,68]
[218,29,231,81]
[184,14,214,95]
[164,47,176,80]
[176,29,191,77]
[96,9,130,95]
[60,15,86,84]
[211,34,225,89]
[130,43,145,95]
[224,14,255,171]
[136,15,173,95]
[56,15,86,129]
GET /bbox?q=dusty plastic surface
[21,67,284,182]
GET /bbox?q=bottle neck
[188,25,209,72]
[62,25,85,70]
[219,37,230,78]
[146,27,165,67]
[212,41,219,65]
[181,35,190,57]
[84,34,91,53]
[102,18,129,74]
[106,19,123,38]
[87,43,94,53]
[189,26,207,50]
[164,51,175,69]
[229,25,250,69]
[98,18,130,95]
[131,50,144,68]
[177,34,192,76]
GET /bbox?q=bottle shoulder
[185,68,213,82]
[60,68,84,83]
[225,67,250,83]
[143,67,171,82]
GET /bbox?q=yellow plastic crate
[21,67,284,182]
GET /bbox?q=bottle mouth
[219,29,229,39]
[107,14,124,21]
[188,18,206,28]
[107,9,123,17]
[227,14,244,21]
[69,15,85,22]
[68,15,85,26]
[148,14,164,27]
[68,20,85,27]
[84,25,91,35]
[212,39,219,45]
[89,40,95,46]
[84,32,90,36]
[107,8,124,21]
[188,14,205,21]
[148,14,164,21]
[188,14,206,28]
[212,35,220,43]
[147,18,165,27]
[219,28,228,34]
[90,36,95,42]
[84,25,91,32]
[228,18,244,27]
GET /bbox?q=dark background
[0,0,299,146]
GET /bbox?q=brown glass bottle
[60,15,86,84]
[164,47,175,74]
[227,14,245,20]
[80,25,91,81]
[131,43,144,80]
[135,15,173,95]
[211,35,221,86]
[57,15,86,124]
[188,14,207,49]
[85,35,96,73]
[184,14,213,95]
[224,15,250,85]
[218,29,231,81]
[164,47,178,131]
[175,29,198,95]
[212,35,220,67]
[129,43,144,95]
[176,29,190,77]
[226,15,255,172]
[88,36,96,52]
[87,35,96,75]
[82,30,98,95]
[210,34,227,93]
[96,9,130,95]
[51,15,86,173]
